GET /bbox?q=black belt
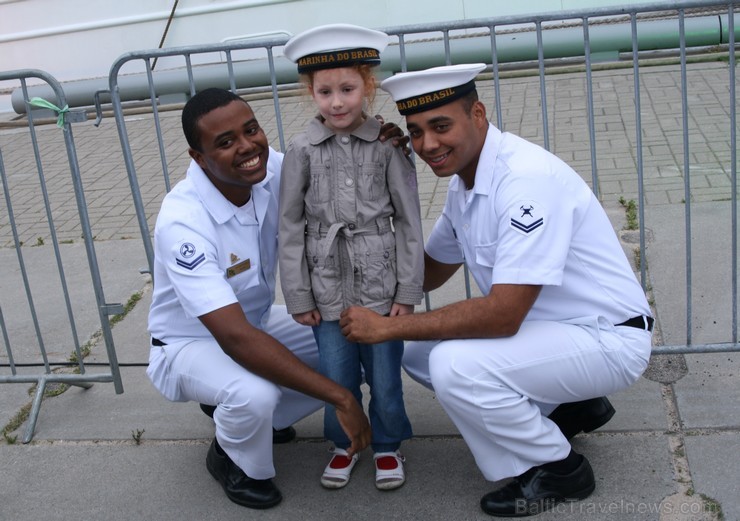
[152,337,166,346]
[616,316,654,332]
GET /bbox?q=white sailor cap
[284,23,389,74]
[380,63,487,115]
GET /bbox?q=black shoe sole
[206,458,282,509]
[272,426,297,444]
[549,397,616,440]
[482,485,597,518]
[581,402,615,434]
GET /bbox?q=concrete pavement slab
[673,353,740,430]
[684,433,740,521]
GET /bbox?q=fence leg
[21,377,94,443]
[23,377,47,444]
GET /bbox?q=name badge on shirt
[226,258,251,278]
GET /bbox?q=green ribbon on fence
[28,97,70,129]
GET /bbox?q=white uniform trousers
[147,305,323,479]
[402,317,651,481]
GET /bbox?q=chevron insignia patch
[509,200,545,236]
[175,242,206,271]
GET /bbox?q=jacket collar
[307,114,381,145]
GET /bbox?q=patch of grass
[68,338,95,365]
[42,381,70,397]
[1,402,31,443]
[699,493,724,520]
[110,291,143,327]
[618,197,638,230]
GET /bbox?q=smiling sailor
[338,63,654,517]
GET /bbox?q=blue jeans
[313,320,413,453]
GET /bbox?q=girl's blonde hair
[300,63,378,113]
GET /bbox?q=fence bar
[679,10,694,346]
[489,25,503,129]
[729,3,738,343]
[582,17,600,197]
[144,58,171,193]
[629,13,651,293]
[535,20,550,151]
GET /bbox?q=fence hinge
[101,303,125,316]
[66,109,88,124]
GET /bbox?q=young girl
[280,24,424,490]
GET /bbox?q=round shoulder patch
[509,200,545,236]
[174,240,206,271]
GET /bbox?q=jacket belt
[306,217,392,238]
[615,315,654,332]
[308,217,392,268]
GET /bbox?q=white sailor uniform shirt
[148,148,284,343]
[425,123,650,325]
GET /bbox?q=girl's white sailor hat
[284,23,389,74]
[380,63,487,115]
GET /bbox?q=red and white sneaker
[374,451,406,490]
[320,447,359,489]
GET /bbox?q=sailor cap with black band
[380,63,487,115]
[284,23,389,74]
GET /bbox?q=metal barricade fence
[0,69,124,443]
[105,0,738,356]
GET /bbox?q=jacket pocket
[357,161,385,201]
[360,247,397,304]
[308,161,332,205]
[307,250,342,307]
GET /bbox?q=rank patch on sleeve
[509,200,545,235]
[175,242,206,271]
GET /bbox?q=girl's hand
[390,303,414,317]
[292,309,322,326]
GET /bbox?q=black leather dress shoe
[198,403,297,444]
[200,403,217,418]
[480,455,595,517]
[548,397,615,440]
[271,426,297,444]
[206,438,282,509]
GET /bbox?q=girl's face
[310,67,367,133]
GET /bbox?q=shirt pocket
[357,161,385,201]
[307,161,332,205]
[359,247,397,305]
[474,242,498,268]
[226,258,260,295]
